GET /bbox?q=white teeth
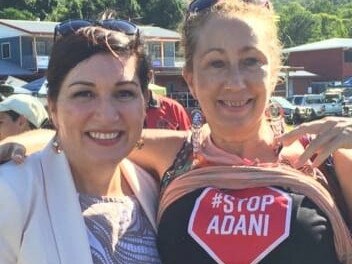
[89,132,119,140]
[222,100,247,107]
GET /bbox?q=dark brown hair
[47,26,150,102]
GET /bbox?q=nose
[225,65,246,91]
[95,96,120,122]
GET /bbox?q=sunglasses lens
[188,0,218,13]
[56,20,92,37]
[100,19,138,36]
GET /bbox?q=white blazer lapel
[120,159,159,232]
[39,141,93,264]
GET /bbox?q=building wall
[154,74,188,94]
[287,49,343,81]
[274,77,313,96]
[0,37,21,65]
[343,49,352,78]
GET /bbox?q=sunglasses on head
[54,19,139,42]
[188,0,270,13]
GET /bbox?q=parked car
[270,96,295,124]
[342,97,352,116]
[291,94,325,120]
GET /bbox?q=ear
[17,115,30,128]
[47,98,59,130]
[182,67,197,99]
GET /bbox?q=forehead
[64,53,138,83]
[195,15,270,55]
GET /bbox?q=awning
[23,77,47,92]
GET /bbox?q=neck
[70,162,130,197]
[209,120,278,162]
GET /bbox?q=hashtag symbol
[211,193,223,209]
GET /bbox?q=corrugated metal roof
[0,19,57,35]
[0,19,180,39]
[283,38,352,53]
[278,70,318,78]
[139,26,180,39]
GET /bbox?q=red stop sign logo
[188,187,292,264]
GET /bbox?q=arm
[279,117,352,221]
[332,149,352,222]
[0,129,55,163]
[129,129,187,179]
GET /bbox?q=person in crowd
[0,20,161,263]
[143,85,191,130]
[0,94,48,141]
[1,1,352,263]
[134,0,351,263]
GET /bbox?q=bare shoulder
[129,129,188,180]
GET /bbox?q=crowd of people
[0,0,351,264]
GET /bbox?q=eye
[210,60,226,68]
[242,57,263,68]
[115,90,136,101]
[72,90,94,98]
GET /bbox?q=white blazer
[0,140,159,264]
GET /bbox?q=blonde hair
[181,0,282,87]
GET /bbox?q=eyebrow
[68,80,139,88]
[201,46,260,57]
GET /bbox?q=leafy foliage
[0,0,351,47]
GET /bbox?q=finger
[10,145,26,164]
[280,120,334,146]
[293,131,335,168]
[311,136,343,167]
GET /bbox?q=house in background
[283,38,352,95]
[274,70,319,97]
[0,19,184,90]
[0,19,56,80]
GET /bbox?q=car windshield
[306,98,323,104]
[292,96,303,105]
[271,97,295,108]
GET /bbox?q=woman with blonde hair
[1,1,352,263]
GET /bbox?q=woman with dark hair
[0,21,161,263]
[1,1,352,263]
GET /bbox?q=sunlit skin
[0,2,351,222]
[183,15,280,160]
[49,53,145,195]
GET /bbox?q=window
[36,41,46,56]
[1,43,10,59]
[344,50,352,63]
[148,42,162,67]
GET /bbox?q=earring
[52,134,62,154]
[191,108,204,167]
[135,138,144,150]
[265,102,285,155]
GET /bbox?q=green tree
[317,13,348,39]
[0,7,36,20]
[142,0,186,29]
[278,2,320,47]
